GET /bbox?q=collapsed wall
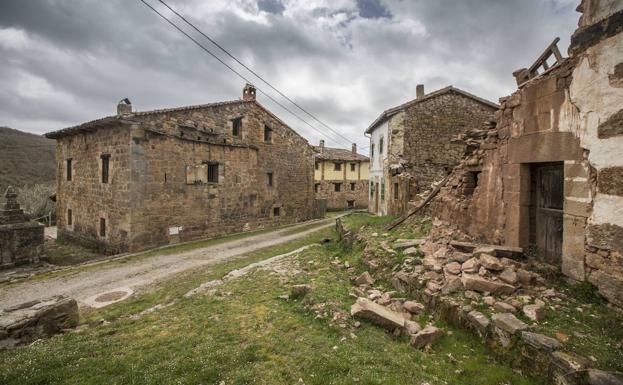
[429,0,623,306]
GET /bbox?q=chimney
[243,83,256,101]
[319,139,325,153]
[117,98,132,115]
[416,84,425,99]
[352,143,357,154]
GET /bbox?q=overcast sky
[0,0,580,150]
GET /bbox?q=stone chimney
[352,143,357,154]
[0,186,26,225]
[117,98,132,115]
[243,83,256,101]
[416,84,425,99]
[319,139,325,154]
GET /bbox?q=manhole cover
[95,291,128,303]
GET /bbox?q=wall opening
[529,162,564,264]
[100,218,106,238]
[347,200,354,209]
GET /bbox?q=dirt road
[0,217,337,310]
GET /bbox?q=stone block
[467,310,490,335]
[562,215,587,281]
[491,312,528,334]
[521,331,561,351]
[461,274,516,295]
[410,325,443,349]
[350,298,408,330]
[598,167,623,196]
[588,223,623,253]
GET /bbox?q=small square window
[314,183,320,193]
[66,159,72,181]
[208,163,219,183]
[350,182,356,191]
[100,218,106,237]
[273,207,280,217]
[347,200,355,209]
[232,117,242,137]
[350,163,356,172]
[334,183,342,192]
[334,162,342,171]
[67,209,72,226]
[267,172,273,187]
[264,125,272,142]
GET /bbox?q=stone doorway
[530,162,564,264]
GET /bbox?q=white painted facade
[368,120,389,215]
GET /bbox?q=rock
[473,246,497,258]
[467,310,490,334]
[350,298,408,330]
[403,247,419,256]
[587,369,623,385]
[444,262,462,275]
[550,351,592,385]
[410,325,443,349]
[423,256,442,272]
[479,254,504,271]
[393,239,424,250]
[555,332,570,343]
[441,277,463,294]
[450,251,472,263]
[354,272,375,286]
[499,268,518,285]
[461,258,480,274]
[478,266,488,276]
[403,320,422,335]
[290,284,311,298]
[492,313,528,334]
[403,301,425,315]
[461,274,516,295]
[494,302,516,313]
[523,304,545,321]
[521,331,561,351]
[483,296,496,306]
[426,281,441,293]
[510,299,522,309]
[517,269,537,286]
[464,290,481,300]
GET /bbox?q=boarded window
[334,183,341,192]
[350,182,356,191]
[232,117,242,137]
[394,182,399,199]
[273,207,280,217]
[100,218,106,237]
[264,125,272,142]
[334,162,342,171]
[207,163,219,183]
[267,172,273,187]
[67,209,72,226]
[350,163,356,172]
[66,159,72,181]
[101,154,110,183]
[314,183,320,193]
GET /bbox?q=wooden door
[535,163,564,264]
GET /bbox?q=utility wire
[138,0,353,148]
[156,0,357,148]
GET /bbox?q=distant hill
[0,126,56,193]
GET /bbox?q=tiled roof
[364,86,499,134]
[313,146,369,161]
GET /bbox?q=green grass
[0,227,539,385]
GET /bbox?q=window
[347,200,355,209]
[370,182,374,197]
[66,159,72,181]
[394,182,399,200]
[379,137,384,154]
[314,183,320,193]
[334,162,342,171]
[101,154,110,184]
[100,218,106,237]
[350,182,356,191]
[334,183,342,192]
[315,162,320,170]
[371,144,374,158]
[232,117,242,137]
[207,163,219,183]
[264,125,272,142]
[273,207,280,217]
[381,182,385,201]
[350,163,356,172]
[267,172,273,187]
[67,209,72,226]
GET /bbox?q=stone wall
[0,187,44,267]
[314,179,368,210]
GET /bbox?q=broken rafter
[513,37,564,86]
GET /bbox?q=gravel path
[0,218,337,310]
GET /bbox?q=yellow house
[313,141,369,210]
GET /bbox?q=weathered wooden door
[535,163,564,264]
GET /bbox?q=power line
[156,0,357,148]
[137,0,353,148]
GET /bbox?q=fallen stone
[393,239,424,250]
[494,301,516,313]
[450,251,472,263]
[587,369,623,385]
[423,256,443,272]
[479,254,504,271]
[350,298,408,330]
[410,325,443,349]
[450,241,523,259]
[441,276,463,294]
[403,247,419,256]
[521,331,561,351]
[444,262,462,275]
[499,268,518,285]
[473,246,497,258]
[403,301,425,315]
[551,351,592,385]
[523,304,545,321]
[461,258,480,274]
[464,290,481,300]
[354,272,375,286]
[461,274,516,295]
[467,310,490,334]
[290,284,311,298]
[403,320,422,335]
[483,296,496,306]
[517,269,537,286]
[492,313,528,334]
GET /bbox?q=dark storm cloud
[0,0,579,151]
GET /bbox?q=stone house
[365,85,498,216]
[429,0,623,306]
[45,84,317,253]
[313,141,369,210]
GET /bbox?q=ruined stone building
[313,141,369,210]
[430,0,623,306]
[365,85,498,216]
[45,84,317,253]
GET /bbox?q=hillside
[0,126,56,193]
